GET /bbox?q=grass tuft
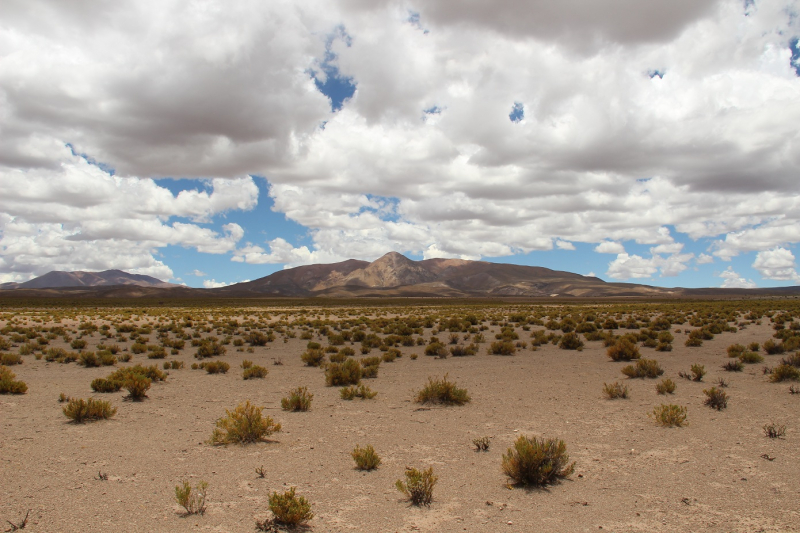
[175,480,208,516]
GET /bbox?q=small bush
[473,436,490,451]
[703,386,728,410]
[147,346,167,359]
[396,467,437,506]
[501,435,575,486]
[91,378,123,393]
[687,364,705,381]
[301,349,325,367]
[124,374,151,401]
[488,340,516,355]
[740,351,764,364]
[243,365,268,379]
[763,422,786,439]
[763,339,785,355]
[269,487,313,525]
[204,361,230,374]
[175,480,207,516]
[415,374,470,405]
[195,340,226,359]
[748,342,760,352]
[246,331,273,346]
[651,404,687,427]
[325,359,362,386]
[209,401,281,445]
[655,378,676,395]
[340,384,377,400]
[723,360,744,372]
[558,332,584,350]
[607,338,641,361]
[0,366,27,394]
[424,342,448,357]
[62,398,117,423]
[281,386,313,411]
[603,382,629,399]
[621,358,664,379]
[727,344,746,358]
[1,353,22,366]
[770,364,800,382]
[351,444,381,470]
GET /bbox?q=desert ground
[1,300,799,532]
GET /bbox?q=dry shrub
[739,351,764,364]
[723,360,744,372]
[301,348,325,367]
[558,332,584,351]
[268,487,313,525]
[603,382,629,399]
[763,422,786,439]
[62,398,117,423]
[621,358,664,379]
[770,364,800,382]
[396,467,437,506]
[473,436,490,451]
[1,353,22,366]
[204,361,230,374]
[340,384,377,400]
[175,480,208,516]
[243,365,268,380]
[488,340,516,355]
[124,374,151,401]
[325,358,362,386]
[209,401,281,445]
[351,444,381,470]
[281,386,313,411]
[651,404,687,427]
[655,378,676,395]
[606,338,641,361]
[0,366,27,394]
[703,386,728,410]
[501,435,575,486]
[415,374,470,405]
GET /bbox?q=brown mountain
[213,252,682,298]
[0,269,176,290]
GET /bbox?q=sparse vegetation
[621,358,664,379]
[501,435,575,486]
[603,382,629,399]
[62,398,117,423]
[243,365,268,379]
[325,358,362,386]
[268,487,313,526]
[175,480,208,516]
[651,404,687,427]
[656,378,676,395]
[351,444,381,470]
[472,436,491,451]
[606,338,641,361]
[703,386,728,410]
[209,401,281,445]
[340,384,377,400]
[281,386,313,411]
[396,467,437,506]
[763,422,786,439]
[415,374,470,405]
[0,366,27,394]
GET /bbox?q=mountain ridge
[0,269,176,290]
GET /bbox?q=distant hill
[211,251,682,298]
[0,269,176,290]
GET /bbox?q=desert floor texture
[1,302,799,532]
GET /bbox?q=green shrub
[62,398,117,423]
[268,487,313,526]
[281,386,313,411]
[501,436,575,486]
[396,467,437,506]
[340,384,377,400]
[243,365,268,379]
[124,374,151,401]
[415,374,470,405]
[606,338,641,361]
[351,444,381,470]
[651,404,687,427]
[740,351,764,364]
[603,382,629,399]
[621,358,664,379]
[209,401,281,445]
[91,378,123,393]
[727,344,746,358]
[703,386,728,410]
[655,378,676,394]
[690,364,706,381]
[175,480,207,516]
[770,364,800,382]
[325,359,362,386]
[488,340,516,355]
[0,366,27,394]
[131,343,147,354]
[301,349,325,367]
[558,332,584,350]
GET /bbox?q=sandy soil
[1,308,798,532]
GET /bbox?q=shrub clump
[396,467,437,506]
[703,386,728,410]
[723,360,744,372]
[325,358,362,386]
[769,364,800,382]
[651,404,687,427]
[195,339,227,359]
[268,487,313,526]
[1,353,22,366]
[351,444,381,470]
[558,332,584,350]
[763,422,786,439]
[621,358,664,379]
[301,348,325,367]
[62,398,117,423]
[281,386,313,411]
[175,480,208,516]
[655,378,676,395]
[340,384,377,400]
[603,382,629,399]
[0,366,27,394]
[501,435,575,486]
[209,401,281,445]
[243,365,268,380]
[415,374,470,405]
[740,351,764,364]
[679,364,705,381]
[606,338,641,361]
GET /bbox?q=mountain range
[3,252,799,299]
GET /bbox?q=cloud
[595,242,626,254]
[719,266,757,288]
[606,251,694,280]
[696,253,714,264]
[190,270,207,277]
[752,247,800,282]
[556,240,576,250]
[203,279,231,288]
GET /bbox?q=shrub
[740,352,764,364]
[488,340,516,355]
[243,365,268,380]
[175,480,208,516]
[748,342,760,352]
[78,351,101,367]
[340,384,377,400]
[603,382,629,399]
[0,366,27,394]
[301,349,325,367]
[473,436,490,451]
[770,364,800,382]
[655,378,676,394]
[62,398,117,423]
[91,378,123,393]
[651,404,687,427]
[70,338,87,350]
[679,364,705,382]
[325,359,362,386]
[727,344,746,358]
[450,343,478,356]
[147,346,167,359]
[606,338,641,361]
[268,487,313,526]
[501,436,575,486]
[351,444,381,470]
[424,342,448,357]
[204,361,230,374]
[246,331,273,346]
[124,374,151,401]
[415,374,470,405]
[396,467,437,506]
[763,422,786,439]
[763,339,785,355]
[703,386,728,410]
[196,340,226,359]
[558,332,584,350]
[1,353,22,366]
[382,348,401,362]
[723,360,744,372]
[209,401,281,445]
[621,358,664,379]
[281,386,313,411]
[131,343,147,354]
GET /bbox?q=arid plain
[1,300,799,532]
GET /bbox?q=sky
[1,0,800,289]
